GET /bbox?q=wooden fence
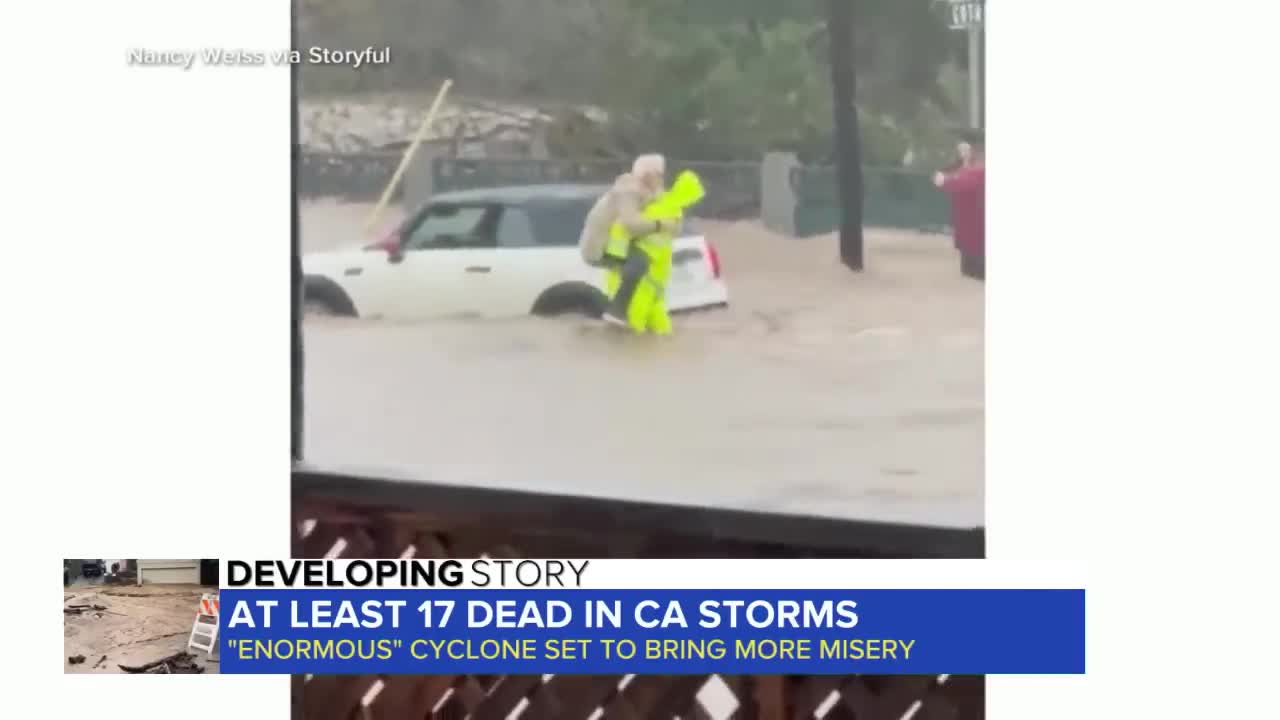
[291,468,984,720]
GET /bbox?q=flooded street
[302,202,983,527]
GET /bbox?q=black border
[293,468,984,559]
[290,0,304,463]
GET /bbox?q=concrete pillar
[529,122,551,159]
[403,143,444,212]
[761,152,799,236]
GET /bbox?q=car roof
[427,183,608,206]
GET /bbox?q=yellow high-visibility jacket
[604,171,705,335]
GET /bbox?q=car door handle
[465,266,491,273]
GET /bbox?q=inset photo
[63,559,220,674]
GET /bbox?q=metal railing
[297,152,954,234]
[432,157,762,220]
[299,150,402,201]
[791,165,952,235]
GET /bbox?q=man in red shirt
[934,131,986,280]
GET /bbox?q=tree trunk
[826,0,864,270]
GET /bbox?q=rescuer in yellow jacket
[577,154,671,326]
[603,169,706,335]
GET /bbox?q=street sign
[947,0,985,30]
[941,1,986,128]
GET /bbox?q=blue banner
[220,589,1085,675]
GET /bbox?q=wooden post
[365,79,454,235]
[825,0,864,270]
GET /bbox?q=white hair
[632,153,666,178]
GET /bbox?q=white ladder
[188,592,219,657]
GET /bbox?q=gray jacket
[579,173,658,265]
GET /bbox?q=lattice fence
[291,491,984,720]
[294,671,981,720]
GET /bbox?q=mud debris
[64,603,109,615]
[119,652,206,674]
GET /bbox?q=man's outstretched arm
[939,166,984,193]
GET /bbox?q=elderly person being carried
[578,154,677,326]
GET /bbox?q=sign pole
[946,0,985,129]
[977,19,986,129]
[967,24,981,129]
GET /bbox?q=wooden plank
[466,674,544,719]
[368,675,455,720]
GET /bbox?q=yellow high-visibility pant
[604,239,672,335]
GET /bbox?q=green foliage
[594,0,960,162]
[299,0,966,163]
[592,3,833,160]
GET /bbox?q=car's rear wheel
[531,282,607,318]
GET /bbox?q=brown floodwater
[301,202,983,527]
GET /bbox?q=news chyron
[216,558,1087,676]
[225,559,587,589]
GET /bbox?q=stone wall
[300,94,605,157]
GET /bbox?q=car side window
[528,200,594,247]
[403,204,497,251]
[496,207,537,248]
